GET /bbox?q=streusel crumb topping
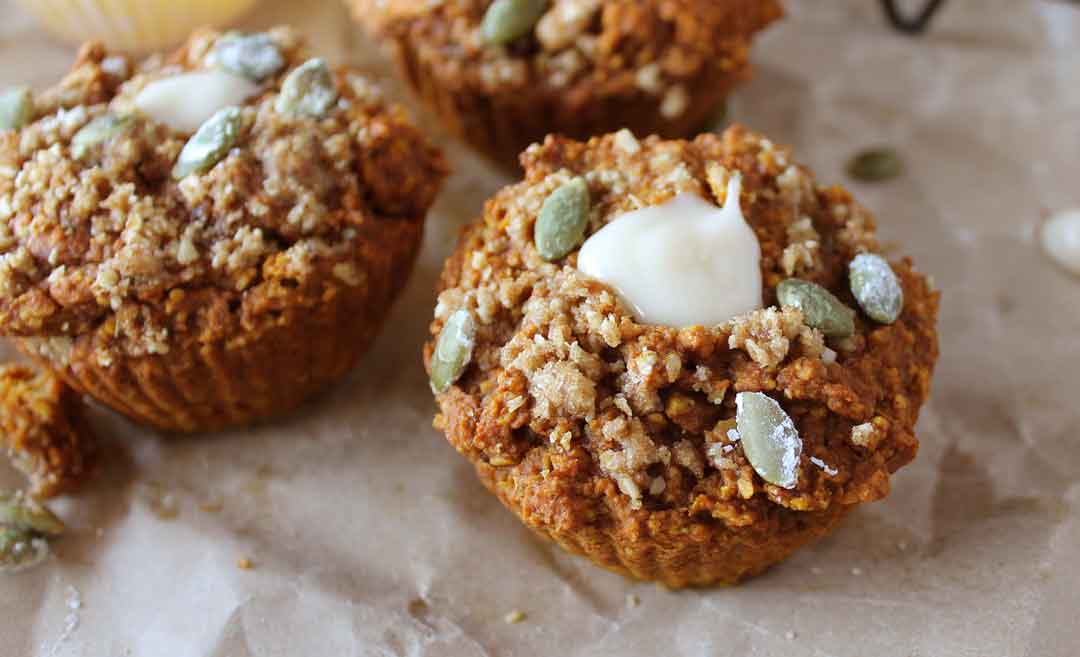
[362,0,782,114]
[0,28,446,358]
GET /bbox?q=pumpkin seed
[0,491,65,536]
[776,278,855,338]
[71,114,132,161]
[430,309,477,394]
[735,392,803,489]
[536,177,590,261]
[849,253,904,323]
[0,527,49,573]
[847,147,903,182]
[482,0,547,46]
[213,32,286,82]
[172,106,242,179]
[0,86,33,131]
[276,58,338,118]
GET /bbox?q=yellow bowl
[16,0,259,53]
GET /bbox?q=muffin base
[17,226,423,434]
[472,453,852,589]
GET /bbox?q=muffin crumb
[727,306,805,369]
[0,364,95,499]
[850,421,885,450]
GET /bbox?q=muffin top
[357,0,782,114]
[427,126,939,527]
[0,28,446,359]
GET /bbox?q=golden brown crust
[0,364,96,499]
[0,28,447,431]
[425,126,939,586]
[352,0,783,166]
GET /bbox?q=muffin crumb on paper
[0,364,96,499]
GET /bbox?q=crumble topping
[781,216,821,276]
[727,306,804,370]
[359,0,782,100]
[850,419,886,450]
[0,28,445,360]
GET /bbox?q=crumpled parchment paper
[2,0,1079,655]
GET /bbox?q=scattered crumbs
[199,499,224,514]
[407,598,428,616]
[785,630,797,641]
[897,541,908,552]
[237,557,254,570]
[851,567,863,576]
[137,482,179,520]
[65,585,81,610]
[809,456,839,476]
[504,610,526,624]
[47,584,82,651]
[626,593,640,608]
[810,566,823,575]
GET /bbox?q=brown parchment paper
[2,0,1079,655]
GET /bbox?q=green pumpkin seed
[776,278,855,338]
[0,86,33,131]
[276,59,338,118]
[735,392,802,489]
[849,253,904,324]
[430,309,477,394]
[172,106,242,179]
[482,0,547,46]
[0,491,65,536]
[71,114,132,161]
[0,526,49,573]
[536,177,590,261]
[213,32,286,82]
[847,147,903,182]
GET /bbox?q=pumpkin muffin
[424,126,939,588]
[0,28,447,432]
[351,0,783,166]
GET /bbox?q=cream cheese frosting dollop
[577,175,762,328]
